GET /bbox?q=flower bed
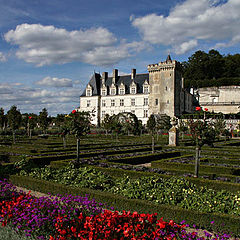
[0,180,232,239]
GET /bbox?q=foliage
[182,50,240,88]
[7,105,22,131]
[38,108,49,133]
[0,108,6,130]
[70,111,91,138]
[146,114,157,135]
[18,165,240,217]
[187,110,217,148]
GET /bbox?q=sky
[0,0,240,116]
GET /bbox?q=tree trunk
[63,136,66,148]
[152,135,155,154]
[13,130,16,144]
[194,146,200,177]
[29,129,32,139]
[76,138,80,164]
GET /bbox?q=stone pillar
[168,118,179,146]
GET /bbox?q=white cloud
[0,52,6,62]
[4,23,146,66]
[36,76,73,87]
[0,82,81,115]
[131,0,240,54]
[174,40,198,55]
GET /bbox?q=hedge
[48,161,240,193]
[108,151,180,165]
[151,161,240,176]
[28,145,164,166]
[9,175,240,237]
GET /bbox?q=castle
[79,55,194,125]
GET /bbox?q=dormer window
[118,82,125,95]
[130,82,137,94]
[143,80,149,94]
[101,88,107,96]
[110,84,116,95]
[131,87,136,94]
[86,84,92,96]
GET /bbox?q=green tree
[70,110,91,165]
[187,108,217,177]
[146,114,157,153]
[7,105,22,143]
[59,116,71,148]
[0,108,6,130]
[38,108,49,133]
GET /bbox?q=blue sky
[0,0,240,116]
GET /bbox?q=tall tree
[0,108,6,130]
[70,110,91,166]
[7,105,22,143]
[146,114,157,153]
[38,108,49,134]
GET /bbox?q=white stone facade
[198,86,240,114]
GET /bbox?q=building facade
[196,86,240,114]
[79,55,193,125]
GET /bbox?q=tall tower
[148,55,183,117]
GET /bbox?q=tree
[187,107,216,177]
[178,119,188,140]
[59,116,71,148]
[155,114,171,138]
[0,108,6,130]
[7,105,22,143]
[70,110,91,165]
[38,108,49,133]
[146,114,157,153]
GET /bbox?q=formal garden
[0,106,240,239]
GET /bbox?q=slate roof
[81,73,149,97]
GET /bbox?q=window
[131,98,135,106]
[110,88,116,95]
[165,86,168,91]
[101,89,106,96]
[86,89,91,96]
[144,110,148,118]
[167,100,170,104]
[144,98,148,106]
[155,99,158,105]
[87,100,91,107]
[111,99,115,106]
[131,110,135,114]
[119,88,125,95]
[102,100,106,107]
[143,86,149,94]
[131,87,136,94]
[102,111,105,118]
[120,99,124,106]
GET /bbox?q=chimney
[112,69,118,84]
[102,72,108,85]
[131,69,136,80]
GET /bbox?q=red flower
[28,116,32,119]
[204,108,208,111]
[72,110,76,114]
[195,107,201,111]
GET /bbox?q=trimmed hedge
[28,145,163,166]
[108,151,180,165]
[9,175,240,237]
[151,160,240,176]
